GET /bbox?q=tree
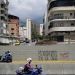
[32,29,38,39]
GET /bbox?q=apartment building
[8,14,19,37]
[26,18,31,40]
[48,0,75,42]
[0,0,9,43]
[25,18,38,40]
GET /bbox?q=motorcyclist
[1,52,9,61]
[24,58,33,72]
[7,51,11,55]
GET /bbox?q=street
[20,41,36,46]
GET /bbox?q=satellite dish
[4,0,6,4]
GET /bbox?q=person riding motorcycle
[1,52,9,61]
[24,58,33,72]
[16,58,43,75]
[7,51,11,55]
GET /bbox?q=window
[11,28,14,30]
[71,23,74,26]
[1,10,5,14]
[11,33,14,35]
[70,13,72,16]
[6,25,7,28]
[54,14,63,19]
[1,4,4,8]
[50,0,75,9]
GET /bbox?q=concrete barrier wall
[0,63,75,74]
[0,44,75,60]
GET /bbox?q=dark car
[25,40,30,43]
[32,39,35,42]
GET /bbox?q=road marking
[13,60,75,63]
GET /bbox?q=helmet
[9,53,11,55]
[19,67,24,72]
[7,51,10,53]
[5,52,7,54]
[27,58,32,62]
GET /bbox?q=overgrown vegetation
[38,36,52,42]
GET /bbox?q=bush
[0,42,9,45]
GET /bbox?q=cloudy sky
[8,0,47,23]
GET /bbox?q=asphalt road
[20,41,36,46]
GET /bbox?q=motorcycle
[15,65,46,75]
[0,54,12,63]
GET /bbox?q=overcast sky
[8,0,47,23]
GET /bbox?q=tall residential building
[43,12,48,36]
[26,18,31,40]
[40,24,43,36]
[8,14,19,37]
[25,19,38,40]
[48,0,75,42]
[0,0,9,36]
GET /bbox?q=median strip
[13,60,75,63]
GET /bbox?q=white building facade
[40,24,43,36]
[26,18,31,40]
[48,0,75,43]
[19,26,27,38]
[0,0,10,43]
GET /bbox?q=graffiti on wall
[38,50,57,60]
[60,52,69,58]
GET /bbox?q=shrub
[0,42,9,45]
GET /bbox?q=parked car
[25,40,30,43]
[14,41,20,45]
[32,39,35,42]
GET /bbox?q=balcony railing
[50,32,75,36]
[49,16,75,21]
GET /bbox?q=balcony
[49,27,75,33]
[0,8,5,11]
[5,10,8,14]
[48,16,75,23]
[5,6,8,9]
[50,32,75,36]
[49,6,75,14]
